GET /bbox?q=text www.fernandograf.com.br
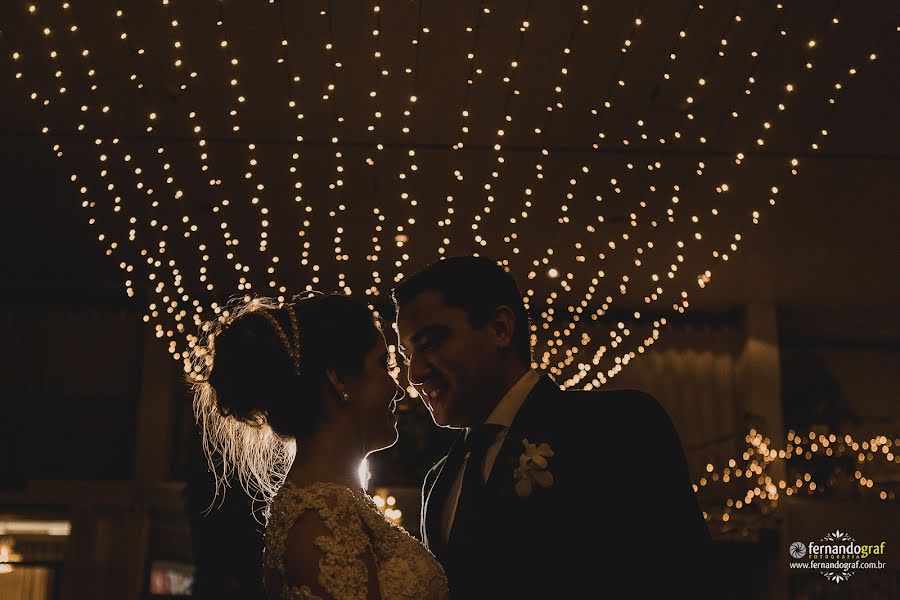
[790,561,887,570]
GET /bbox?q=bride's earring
[325,369,351,406]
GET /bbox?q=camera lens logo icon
[790,541,807,559]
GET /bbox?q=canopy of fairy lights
[3,1,896,395]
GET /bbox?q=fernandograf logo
[788,529,888,583]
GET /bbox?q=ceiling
[1,1,898,372]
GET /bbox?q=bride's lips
[388,391,402,418]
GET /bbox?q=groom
[394,256,711,598]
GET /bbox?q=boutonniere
[513,438,555,496]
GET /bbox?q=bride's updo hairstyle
[189,293,381,504]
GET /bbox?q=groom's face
[396,290,499,428]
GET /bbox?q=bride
[191,293,449,599]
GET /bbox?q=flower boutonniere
[513,438,555,496]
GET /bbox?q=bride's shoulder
[277,479,363,506]
[265,481,370,556]
[267,481,364,526]
[278,479,359,499]
[264,481,377,598]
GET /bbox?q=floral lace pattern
[265,481,449,600]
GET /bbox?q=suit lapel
[507,375,560,437]
[448,376,562,550]
[495,376,559,478]
[424,431,466,559]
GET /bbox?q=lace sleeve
[265,483,381,600]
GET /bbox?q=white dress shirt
[440,369,541,541]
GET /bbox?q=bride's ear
[325,368,344,396]
[325,368,351,405]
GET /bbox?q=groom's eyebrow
[399,324,445,357]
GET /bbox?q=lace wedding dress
[264,481,449,600]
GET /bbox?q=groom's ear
[489,305,516,350]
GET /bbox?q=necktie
[451,423,505,537]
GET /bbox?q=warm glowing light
[7,0,889,394]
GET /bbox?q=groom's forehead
[396,290,457,338]
[397,291,444,331]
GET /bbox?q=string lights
[382,0,425,290]
[3,1,895,391]
[524,5,884,390]
[274,1,315,293]
[695,429,899,527]
[19,1,189,353]
[319,1,351,296]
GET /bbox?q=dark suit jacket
[421,375,712,599]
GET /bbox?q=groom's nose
[406,352,431,387]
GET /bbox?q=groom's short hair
[392,256,532,365]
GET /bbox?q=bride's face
[346,333,404,453]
